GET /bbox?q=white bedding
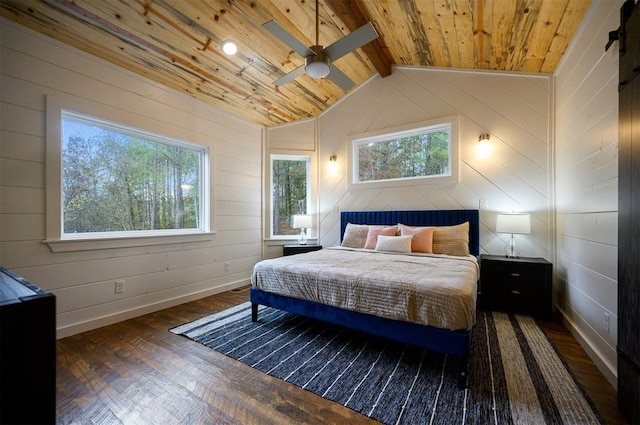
[251,246,479,331]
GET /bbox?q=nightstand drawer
[491,279,544,309]
[488,263,546,285]
[283,244,322,256]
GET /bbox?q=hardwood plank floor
[56,288,627,424]
[537,316,627,425]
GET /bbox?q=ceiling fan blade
[327,66,355,91]
[273,65,306,86]
[323,22,379,62]
[263,20,315,58]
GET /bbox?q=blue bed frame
[250,209,480,387]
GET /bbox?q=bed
[250,209,480,386]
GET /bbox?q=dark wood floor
[56,287,627,424]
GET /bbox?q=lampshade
[292,214,312,229]
[496,213,531,234]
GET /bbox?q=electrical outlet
[479,199,489,210]
[115,280,125,294]
[603,312,610,333]
[224,261,230,272]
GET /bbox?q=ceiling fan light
[306,61,330,78]
[221,40,238,55]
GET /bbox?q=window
[61,111,207,237]
[270,154,310,237]
[45,95,211,251]
[349,116,459,188]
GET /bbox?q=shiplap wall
[315,67,552,260]
[554,0,622,387]
[262,118,319,258]
[0,19,263,338]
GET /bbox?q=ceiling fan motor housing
[305,45,331,78]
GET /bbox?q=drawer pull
[510,272,521,277]
[511,290,521,295]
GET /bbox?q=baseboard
[558,307,618,389]
[56,279,250,339]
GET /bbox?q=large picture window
[61,111,207,237]
[46,96,212,252]
[270,154,310,237]
[350,116,459,188]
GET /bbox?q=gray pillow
[341,223,369,248]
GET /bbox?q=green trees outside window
[354,124,452,184]
[62,114,204,235]
[271,156,309,236]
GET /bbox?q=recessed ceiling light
[221,40,238,55]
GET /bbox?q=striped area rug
[171,302,603,424]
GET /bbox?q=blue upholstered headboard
[340,209,480,256]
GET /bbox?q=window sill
[44,232,215,253]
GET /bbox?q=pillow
[375,235,412,253]
[341,223,369,248]
[364,225,398,249]
[398,223,434,253]
[432,222,470,256]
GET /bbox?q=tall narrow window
[271,155,310,237]
[61,111,208,238]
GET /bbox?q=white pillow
[374,235,412,253]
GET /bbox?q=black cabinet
[480,255,552,320]
[0,267,56,424]
[617,1,640,422]
[619,0,640,87]
[283,244,322,256]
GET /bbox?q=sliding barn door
[617,0,640,423]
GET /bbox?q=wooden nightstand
[282,244,322,256]
[480,255,552,320]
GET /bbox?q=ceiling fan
[263,0,379,90]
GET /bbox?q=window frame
[347,115,460,189]
[45,95,214,252]
[266,152,314,240]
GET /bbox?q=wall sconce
[328,155,338,174]
[221,40,238,55]
[477,133,491,157]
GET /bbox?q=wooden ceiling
[1,0,592,127]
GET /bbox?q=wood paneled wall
[316,67,553,260]
[262,118,318,258]
[554,0,623,387]
[0,19,263,338]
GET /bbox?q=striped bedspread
[251,247,479,331]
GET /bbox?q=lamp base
[298,229,308,245]
[503,234,520,258]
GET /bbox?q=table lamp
[292,214,312,245]
[495,213,530,258]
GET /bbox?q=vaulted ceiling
[1,0,592,126]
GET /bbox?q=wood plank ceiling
[0,0,592,127]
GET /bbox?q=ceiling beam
[324,0,393,78]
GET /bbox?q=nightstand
[480,255,552,320]
[282,244,322,256]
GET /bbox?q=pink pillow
[364,226,397,249]
[398,223,434,253]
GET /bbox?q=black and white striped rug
[171,302,603,424]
